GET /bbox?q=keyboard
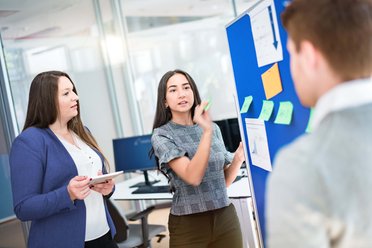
[233,175,247,183]
[132,185,170,194]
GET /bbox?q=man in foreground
[266,0,372,247]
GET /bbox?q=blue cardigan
[9,127,116,248]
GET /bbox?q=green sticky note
[204,98,212,111]
[305,108,314,133]
[274,101,293,125]
[258,100,274,121]
[240,96,253,113]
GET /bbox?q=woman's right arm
[10,133,81,221]
[167,101,212,186]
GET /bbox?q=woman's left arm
[91,180,115,197]
[224,142,245,187]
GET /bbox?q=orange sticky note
[261,63,283,99]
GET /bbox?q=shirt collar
[312,77,372,130]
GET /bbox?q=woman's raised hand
[193,100,212,132]
[233,142,245,164]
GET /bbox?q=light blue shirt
[267,77,372,248]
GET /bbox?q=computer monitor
[113,134,159,187]
[214,118,241,152]
[214,118,246,168]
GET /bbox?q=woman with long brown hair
[10,71,118,248]
[151,69,245,247]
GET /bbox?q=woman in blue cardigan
[10,71,118,248]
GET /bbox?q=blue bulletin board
[226,0,310,246]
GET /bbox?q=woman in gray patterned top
[151,69,245,248]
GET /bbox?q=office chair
[107,199,166,248]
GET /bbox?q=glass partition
[0,0,258,223]
[120,0,239,133]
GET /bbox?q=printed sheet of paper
[245,118,272,171]
[248,0,283,67]
[240,96,253,113]
[261,63,283,99]
[274,101,293,125]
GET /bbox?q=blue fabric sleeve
[10,131,76,221]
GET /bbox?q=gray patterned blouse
[151,121,234,216]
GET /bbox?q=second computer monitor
[214,118,241,152]
[113,134,158,186]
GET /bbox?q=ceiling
[0,0,255,40]
[0,0,100,40]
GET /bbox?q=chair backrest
[107,199,129,242]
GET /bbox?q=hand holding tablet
[89,171,123,185]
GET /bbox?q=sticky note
[305,108,314,133]
[274,101,293,125]
[258,100,274,121]
[240,96,253,113]
[204,98,212,111]
[261,63,283,99]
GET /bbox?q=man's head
[282,0,372,106]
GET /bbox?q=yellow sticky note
[261,63,283,99]
[258,100,274,121]
[274,101,293,125]
[240,96,253,113]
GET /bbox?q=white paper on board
[245,118,272,171]
[248,0,283,67]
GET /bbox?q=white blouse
[58,132,109,241]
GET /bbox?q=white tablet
[89,171,123,185]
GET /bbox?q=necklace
[52,128,80,149]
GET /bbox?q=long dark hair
[152,69,202,130]
[149,69,202,179]
[23,70,110,170]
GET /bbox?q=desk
[111,169,251,200]
[112,169,257,248]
